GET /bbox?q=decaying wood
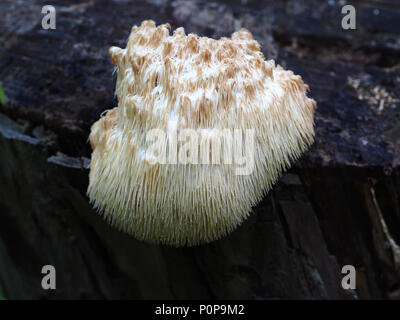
[0,0,399,299]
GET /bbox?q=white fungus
[88,20,316,246]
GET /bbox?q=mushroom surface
[88,20,316,246]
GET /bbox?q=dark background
[0,0,399,299]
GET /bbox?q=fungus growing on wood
[88,20,316,246]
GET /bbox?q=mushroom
[88,20,316,246]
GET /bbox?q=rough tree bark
[0,0,399,299]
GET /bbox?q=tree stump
[0,0,399,299]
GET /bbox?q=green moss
[0,82,8,105]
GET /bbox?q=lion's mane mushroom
[88,20,316,246]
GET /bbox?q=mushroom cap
[88,20,316,246]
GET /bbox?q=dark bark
[0,0,399,299]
